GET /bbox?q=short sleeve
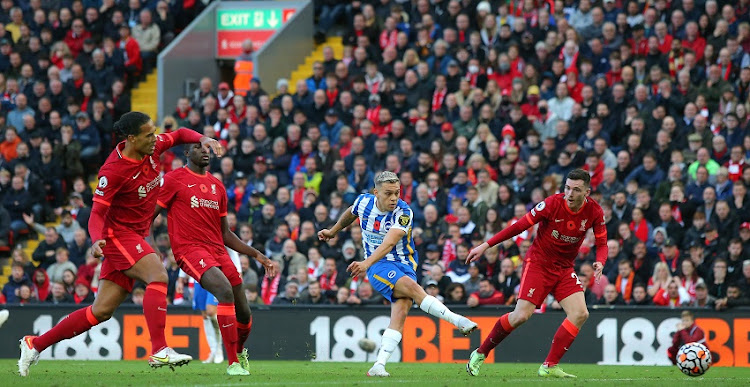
[93,166,125,207]
[156,173,179,209]
[392,207,413,233]
[351,194,365,217]
[528,196,554,224]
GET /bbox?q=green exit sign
[217,9,285,30]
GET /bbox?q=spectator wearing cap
[320,108,343,146]
[658,238,681,276]
[689,281,715,307]
[249,155,269,192]
[117,23,142,88]
[739,222,750,250]
[73,277,95,304]
[72,111,100,164]
[418,243,442,284]
[272,281,301,305]
[227,171,251,214]
[215,81,233,109]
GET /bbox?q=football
[676,342,712,377]
[358,338,377,353]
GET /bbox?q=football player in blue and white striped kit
[318,171,478,377]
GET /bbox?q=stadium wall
[157,0,312,122]
[1,306,748,367]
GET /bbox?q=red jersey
[489,193,608,269]
[157,167,228,254]
[526,194,606,268]
[667,323,706,364]
[93,132,178,237]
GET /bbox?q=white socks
[376,328,402,366]
[203,316,218,355]
[420,295,461,326]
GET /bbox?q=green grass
[2,360,749,386]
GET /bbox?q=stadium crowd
[3,0,750,312]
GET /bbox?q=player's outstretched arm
[466,213,537,263]
[347,228,405,278]
[318,205,357,241]
[168,128,225,157]
[220,215,277,277]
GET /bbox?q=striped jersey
[351,194,418,270]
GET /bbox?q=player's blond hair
[374,171,400,188]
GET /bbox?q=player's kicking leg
[125,253,193,369]
[368,298,411,377]
[395,276,478,335]
[466,299,536,376]
[199,267,249,376]
[537,291,588,378]
[232,283,253,372]
[19,279,129,376]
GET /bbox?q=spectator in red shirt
[64,19,91,58]
[117,23,142,88]
[667,310,706,364]
[466,279,505,307]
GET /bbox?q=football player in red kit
[19,112,223,376]
[667,310,707,364]
[465,169,608,378]
[155,143,276,376]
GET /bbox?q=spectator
[599,284,626,305]
[654,274,691,307]
[629,283,653,306]
[2,263,32,303]
[4,176,33,236]
[300,280,328,305]
[494,257,519,303]
[319,257,347,300]
[715,284,750,310]
[615,259,636,302]
[45,281,74,304]
[46,247,77,283]
[32,227,68,269]
[73,278,94,304]
[116,23,142,88]
[424,280,443,302]
[691,281,716,308]
[466,279,505,307]
[444,283,467,305]
[273,239,307,281]
[347,282,384,305]
[132,9,159,74]
[272,281,301,305]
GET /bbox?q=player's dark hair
[114,111,150,138]
[566,168,591,187]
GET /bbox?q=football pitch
[2,360,750,386]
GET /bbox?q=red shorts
[518,259,583,307]
[99,229,155,292]
[175,245,242,287]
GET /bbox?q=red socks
[217,303,239,364]
[236,315,253,354]
[143,282,168,354]
[544,318,580,367]
[33,306,100,352]
[478,313,515,356]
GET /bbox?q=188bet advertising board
[0,306,748,367]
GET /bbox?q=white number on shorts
[571,272,582,286]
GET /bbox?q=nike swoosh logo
[157,307,167,312]
[188,184,196,188]
[132,172,141,179]
[555,219,563,222]
[222,324,234,328]
[150,355,169,363]
[24,337,34,349]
